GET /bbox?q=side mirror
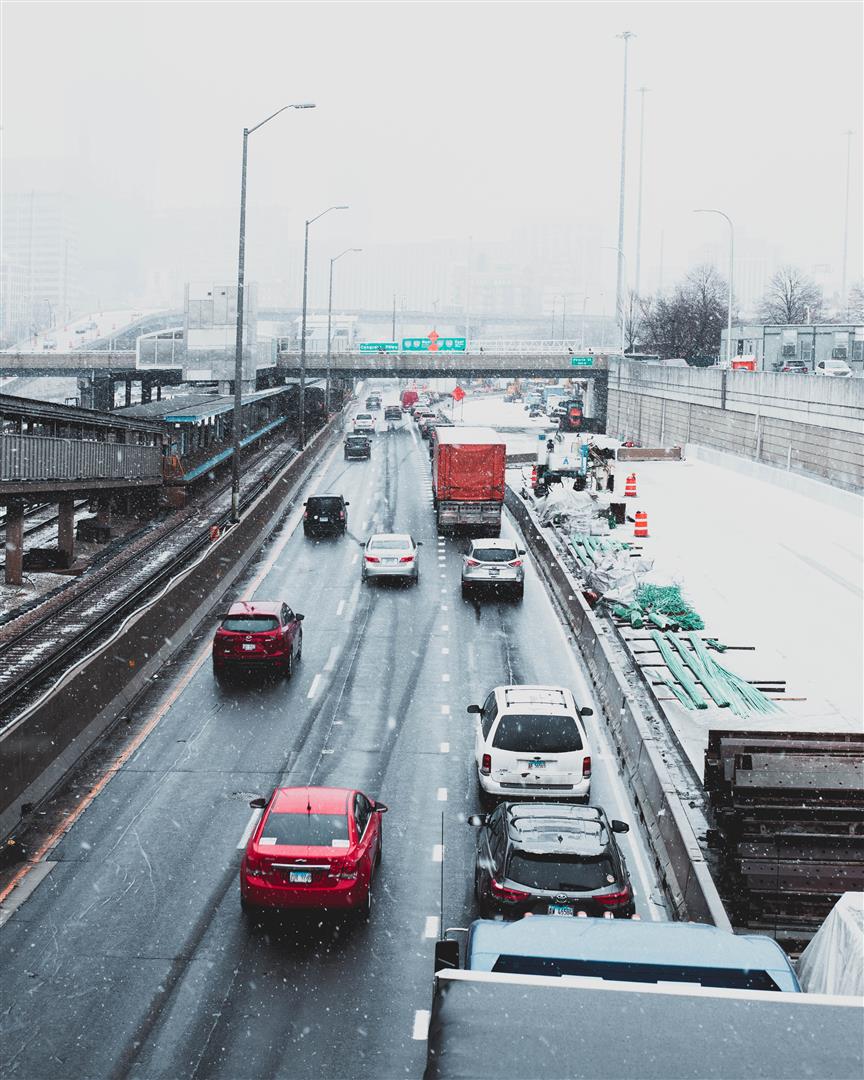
[373,803,389,813]
[295,613,305,622]
[344,501,350,506]
[611,820,630,833]
[518,549,526,556]
[467,814,487,827]
[579,707,593,717]
[417,540,423,546]
[434,938,461,973]
[466,704,481,714]
[302,501,307,506]
[249,797,267,809]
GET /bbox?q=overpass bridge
[276,349,611,380]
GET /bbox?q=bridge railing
[1,435,163,484]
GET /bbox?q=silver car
[362,533,420,584]
[462,538,525,599]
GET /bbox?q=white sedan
[362,533,420,584]
[354,413,376,432]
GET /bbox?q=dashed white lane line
[424,915,439,938]
[441,646,449,655]
[441,624,449,632]
[336,599,346,617]
[441,673,450,682]
[441,605,448,611]
[237,809,263,849]
[307,673,323,699]
[323,645,338,672]
[437,787,448,801]
[412,1009,431,1040]
[440,741,450,753]
[351,552,359,565]
[440,704,450,715]
[349,581,362,604]
[432,844,444,863]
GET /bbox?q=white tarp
[796,893,864,996]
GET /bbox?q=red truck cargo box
[433,427,507,502]
[401,389,419,410]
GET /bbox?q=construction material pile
[645,630,778,716]
[610,583,705,631]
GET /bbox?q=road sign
[402,333,467,352]
[570,356,594,367]
[451,386,466,402]
[359,342,398,352]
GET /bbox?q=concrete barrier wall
[0,419,340,842]
[607,359,864,491]
[504,485,732,930]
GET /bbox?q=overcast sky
[3,0,862,307]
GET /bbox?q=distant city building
[721,322,864,371]
[0,253,30,347]
[1,191,80,332]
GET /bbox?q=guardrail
[504,483,732,929]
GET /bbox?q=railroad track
[0,500,90,566]
[0,443,301,724]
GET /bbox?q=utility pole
[841,129,854,315]
[635,87,649,297]
[615,31,635,341]
[392,292,397,341]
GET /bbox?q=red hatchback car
[212,601,304,678]
[241,787,387,918]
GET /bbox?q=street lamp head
[293,103,316,109]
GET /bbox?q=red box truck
[432,427,507,535]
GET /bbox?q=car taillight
[508,559,523,567]
[399,555,414,563]
[582,755,592,779]
[245,850,267,877]
[303,509,308,519]
[365,555,380,563]
[490,878,530,903]
[465,558,480,567]
[480,754,492,776]
[339,511,345,520]
[596,886,631,906]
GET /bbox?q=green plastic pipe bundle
[649,630,707,709]
[686,633,778,716]
[666,632,732,709]
[648,668,695,709]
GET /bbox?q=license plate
[383,558,398,564]
[242,643,256,651]
[530,760,547,769]
[547,904,574,917]
[487,569,500,577]
[289,871,313,884]
[319,516,329,522]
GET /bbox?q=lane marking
[437,787,448,801]
[0,861,56,928]
[351,552,359,565]
[439,741,450,753]
[432,844,444,863]
[424,915,439,938]
[441,605,448,611]
[336,599,346,617]
[323,645,338,672]
[441,704,450,714]
[236,809,263,849]
[307,672,322,699]
[441,673,450,682]
[441,624,449,632]
[412,1009,430,1040]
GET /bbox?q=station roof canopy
[118,386,289,425]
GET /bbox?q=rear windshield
[262,811,349,846]
[346,436,367,444]
[472,547,517,563]
[221,616,279,633]
[492,714,583,752]
[370,539,410,550]
[507,852,614,891]
[308,497,343,511]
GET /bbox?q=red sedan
[212,601,303,678]
[240,786,387,918]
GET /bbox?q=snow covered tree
[638,265,728,360]
[758,266,823,324]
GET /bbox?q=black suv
[344,434,371,460]
[470,802,634,919]
[384,406,402,421]
[303,494,349,537]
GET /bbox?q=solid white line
[432,844,444,863]
[0,861,57,928]
[323,646,338,672]
[439,741,450,753]
[307,673,322,699]
[236,809,262,850]
[336,600,346,617]
[424,915,439,938]
[437,787,448,801]
[412,1009,431,1040]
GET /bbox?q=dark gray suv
[303,495,349,537]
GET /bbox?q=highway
[0,392,667,1080]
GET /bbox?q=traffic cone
[624,472,637,498]
[634,510,649,538]
[530,465,537,488]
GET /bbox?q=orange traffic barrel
[624,472,637,497]
[210,525,221,542]
[633,511,649,538]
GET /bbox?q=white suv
[467,685,593,804]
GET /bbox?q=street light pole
[603,246,628,355]
[694,209,734,365]
[231,102,315,523]
[561,295,567,341]
[299,204,348,450]
[615,31,635,343]
[327,247,361,414]
[841,129,854,315]
[581,295,590,349]
[635,87,649,296]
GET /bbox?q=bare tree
[622,289,644,353]
[847,281,864,322]
[639,264,728,360]
[758,265,823,324]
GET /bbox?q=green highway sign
[570,356,594,367]
[402,333,467,352]
[359,342,398,352]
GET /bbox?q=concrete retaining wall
[607,359,864,491]
[0,419,340,842]
[505,485,731,930]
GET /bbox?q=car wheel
[241,895,260,921]
[461,582,471,599]
[212,659,224,680]
[375,833,382,867]
[413,568,420,585]
[283,649,294,680]
[513,585,524,601]
[295,633,302,662]
[361,567,367,582]
[354,885,373,922]
[477,779,495,810]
